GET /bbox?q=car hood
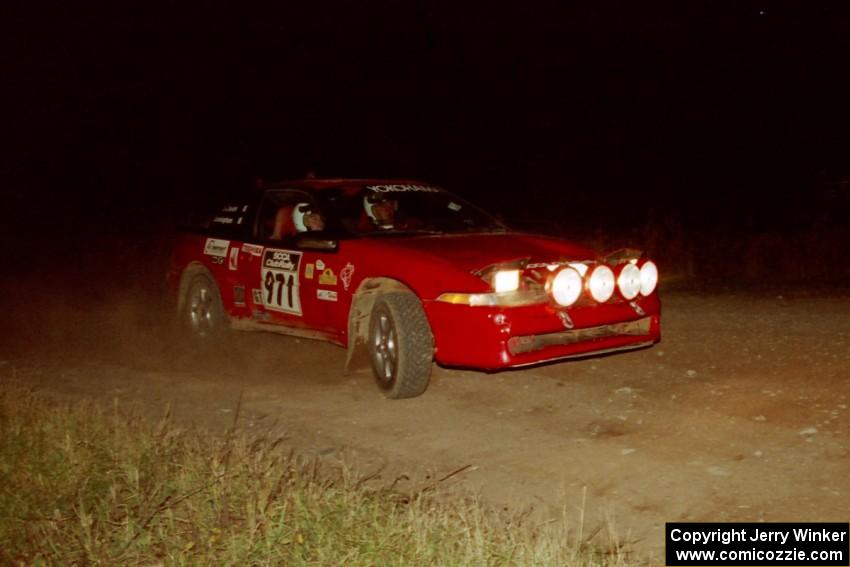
[371,232,597,272]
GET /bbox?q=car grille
[506,316,653,355]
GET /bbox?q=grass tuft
[0,383,638,565]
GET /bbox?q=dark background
[3,1,849,283]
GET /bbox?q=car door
[293,244,346,333]
[243,189,338,333]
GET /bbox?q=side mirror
[295,231,338,252]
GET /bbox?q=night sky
[3,2,850,277]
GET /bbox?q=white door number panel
[261,249,303,316]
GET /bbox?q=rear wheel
[183,273,226,339]
[369,292,434,399]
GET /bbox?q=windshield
[317,183,507,236]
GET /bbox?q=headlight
[436,292,498,306]
[551,267,583,306]
[493,269,520,293]
[588,265,615,303]
[617,263,641,300]
[639,261,658,296]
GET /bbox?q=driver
[362,192,398,230]
[292,202,325,232]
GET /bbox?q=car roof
[263,178,432,191]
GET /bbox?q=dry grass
[0,382,639,566]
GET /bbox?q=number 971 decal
[261,249,302,315]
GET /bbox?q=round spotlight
[551,267,583,306]
[639,261,658,296]
[588,265,615,303]
[617,263,641,300]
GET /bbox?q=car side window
[256,190,320,241]
[205,202,253,240]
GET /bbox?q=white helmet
[363,193,378,222]
[363,192,396,228]
[292,202,311,232]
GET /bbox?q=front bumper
[424,293,661,370]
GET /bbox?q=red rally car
[167,179,661,398]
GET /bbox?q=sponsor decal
[365,184,441,193]
[251,289,263,304]
[557,310,574,329]
[629,301,646,316]
[241,243,264,256]
[317,289,338,302]
[233,285,246,306]
[211,256,225,265]
[263,249,299,271]
[315,259,325,270]
[252,309,271,321]
[222,205,240,212]
[212,216,234,224]
[305,263,315,279]
[204,238,230,257]
[228,247,239,270]
[318,268,338,286]
[261,249,303,315]
[340,262,355,291]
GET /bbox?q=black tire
[369,291,434,399]
[182,273,227,339]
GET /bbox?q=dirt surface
[2,282,849,560]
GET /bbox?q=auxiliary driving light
[639,261,658,296]
[552,267,583,306]
[493,269,520,293]
[617,263,641,300]
[588,265,615,303]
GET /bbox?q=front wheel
[369,292,434,399]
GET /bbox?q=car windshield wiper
[454,226,508,234]
[388,229,444,236]
[360,229,443,237]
